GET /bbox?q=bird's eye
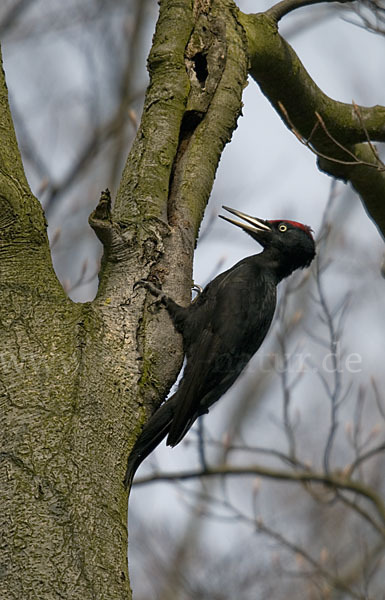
[279,223,287,232]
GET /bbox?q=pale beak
[219,206,271,236]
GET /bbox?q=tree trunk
[0,1,247,597]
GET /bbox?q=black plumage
[124,206,315,488]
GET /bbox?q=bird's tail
[123,395,177,489]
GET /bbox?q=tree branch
[0,44,63,293]
[239,10,385,237]
[133,464,385,527]
[266,0,354,23]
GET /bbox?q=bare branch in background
[0,0,35,36]
[344,0,385,36]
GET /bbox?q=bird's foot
[133,279,166,301]
[191,282,203,303]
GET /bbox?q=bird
[124,206,316,488]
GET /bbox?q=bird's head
[219,206,316,277]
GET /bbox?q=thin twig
[314,241,343,473]
[347,442,385,477]
[352,101,383,165]
[278,101,385,171]
[315,111,366,162]
[336,490,385,538]
[277,330,298,461]
[256,519,364,599]
[202,438,309,469]
[372,377,385,422]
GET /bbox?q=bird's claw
[133,279,148,291]
[133,279,164,299]
[191,282,203,303]
[192,283,203,296]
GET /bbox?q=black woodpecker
[124,206,316,488]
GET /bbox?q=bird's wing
[167,263,276,446]
[166,326,223,446]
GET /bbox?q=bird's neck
[256,248,299,283]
